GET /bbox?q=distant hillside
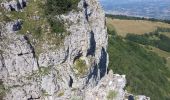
[107,16,170,100]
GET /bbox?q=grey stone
[1,0,27,11]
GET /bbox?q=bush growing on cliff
[44,0,80,34]
[47,18,65,34]
[74,58,88,76]
[45,0,80,15]
[107,90,117,100]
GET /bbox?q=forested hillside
[108,23,170,100]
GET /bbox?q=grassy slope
[108,30,170,100]
[147,46,170,68]
[107,16,170,99]
[107,17,170,66]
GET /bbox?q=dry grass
[106,18,170,37]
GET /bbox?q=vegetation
[57,91,64,97]
[74,58,88,76]
[0,80,6,99]
[26,67,51,80]
[41,89,49,96]
[126,28,170,52]
[45,0,80,15]
[106,14,170,24]
[107,90,117,100]
[38,67,51,76]
[47,18,65,34]
[44,0,80,34]
[108,29,170,100]
[157,27,170,32]
[0,14,12,22]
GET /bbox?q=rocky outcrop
[1,0,27,11]
[135,95,150,100]
[0,0,149,100]
[85,70,126,100]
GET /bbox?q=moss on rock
[0,80,6,100]
[74,57,88,77]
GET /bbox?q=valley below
[107,15,170,100]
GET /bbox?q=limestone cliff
[0,0,149,100]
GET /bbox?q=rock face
[85,70,126,100]
[1,0,27,11]
[0,0,149,100]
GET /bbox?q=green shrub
[26,66,51,80]
[47,18,65,33]
[0,80,5,99]
[34,26,42,38]
[0,15,12,22]
[157,27,170,32]
[41,89,49,96]
[58,91,64,97]
[74,58,88,76]
[126,29,170,52]
[45,0,80,15]
[107,90,117,100]
[44,0,80,34]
